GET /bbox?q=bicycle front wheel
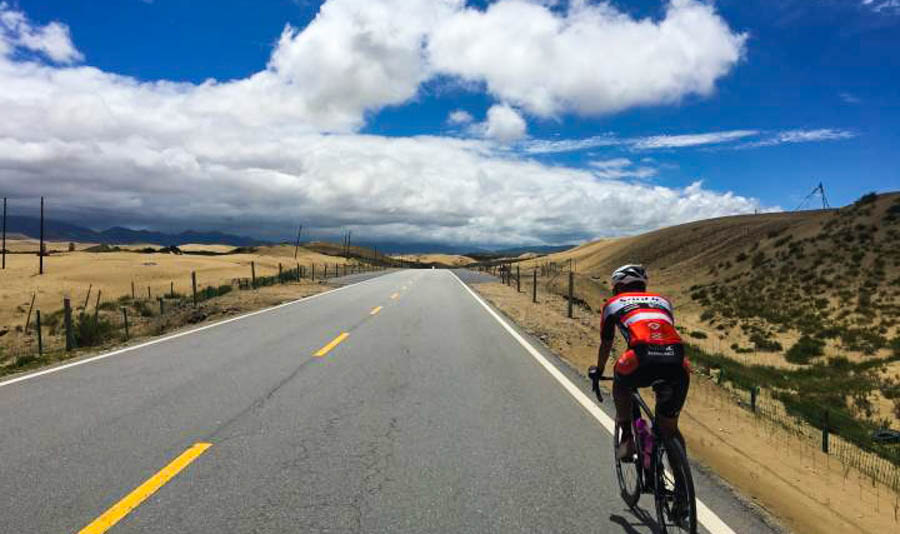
[613,420,642,508]
[653,437,697,534]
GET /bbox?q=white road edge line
[0,271,398,389]
[449,271,736,534]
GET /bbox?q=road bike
[588,366,697,534]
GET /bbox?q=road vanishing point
[0,269,776,533]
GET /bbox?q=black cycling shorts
[614,363,690,418]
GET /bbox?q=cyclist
[593,264,690,461]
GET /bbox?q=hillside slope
[524,192,900,423]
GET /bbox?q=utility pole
[294,224,302,259]
[39,196,44,275]
[795,181,830,211]
[2,197,6,270]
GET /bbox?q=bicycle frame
[591,371,697,533]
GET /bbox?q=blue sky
[1,1,898,245]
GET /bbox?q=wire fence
[714,376,900,493]
[1,260,383,375]
[473,261,900,495]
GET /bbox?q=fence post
[94,290,101,320]
[251,261,256,288]
[568,271,574,318]
[532,269,537,303]
[279,263,283,283]
[122,307,129,340]
[24,292,36,331]
[36,310,42,356]
[147,286,151,300]
[312,264,316,281]
[131,280,135,300]
[751,386,758,413]
[325,264,328,278]
[83,284,93,312]
[64,297,73,351]
[822,410,830,454]
[517,266,521,293]
[1,196,5,270]
[296,262,301,281]
[158,297,164,315]
[192,271,198,307]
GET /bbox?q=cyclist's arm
[597,305,616,373]
[597,338,614,374]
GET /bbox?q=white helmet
[611,264,648,288]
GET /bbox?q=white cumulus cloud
[447,109,474,125]
[0,2,765,246]
[0,2,82,63]
[481,104,527,143]
[428,0,747,117]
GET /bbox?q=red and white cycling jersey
[601,292,682,347]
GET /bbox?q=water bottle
[634,418,653,470]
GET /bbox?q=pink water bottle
[634,418,653,470]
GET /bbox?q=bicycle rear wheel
[653,437,697,534]
[613,420,642,508]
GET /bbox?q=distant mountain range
[3,216,267,247]
[2,215,576,254]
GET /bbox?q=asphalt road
[0,269,777,533]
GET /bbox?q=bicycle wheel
[613,420,642,508]
[653,437,697,534]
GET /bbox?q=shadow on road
[609,504,662,533]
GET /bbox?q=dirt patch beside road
[473,281,899,534]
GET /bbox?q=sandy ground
[474,280,899,534]
[0,241,350,331]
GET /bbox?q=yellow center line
[390,293,399,300]
[370,306,383,315]
[314,332,349,357]
[78,442,212,534]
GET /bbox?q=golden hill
[390,254,476,267]
[521,192,900,421]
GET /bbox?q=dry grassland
[391,253,476,266]
[0,242,350,331]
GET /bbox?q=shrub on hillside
[750,332,782,352]
[751,251,766,268]
[855,192,878,206]
[773,235,792,248]
[786,335,825,364]
[689,330,708,339]
[134,300,154,317]
[74,314,116,348]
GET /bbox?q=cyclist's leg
[613,349,640,458]
[653,363,690,453]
